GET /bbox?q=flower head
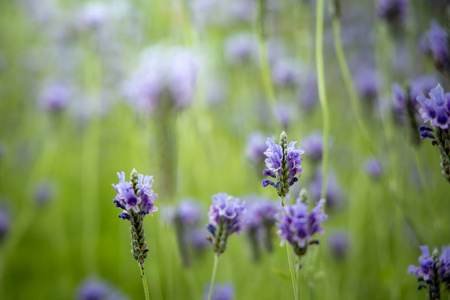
[203,282,234,300]
[38,81,72,112]
[365,158,383,179]
[302,132,323,162]
[328,231,350,260]
[262,132,304,199]
[417,85,450,129]
[207,193,245,255]
[112,171,158,219]
[245,131,267,165]
[377,0,408,25]
[0,208,10,242]
[427,21,450,73]
[276,198,327,257]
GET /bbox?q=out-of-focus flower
[76,2,108,31]
[224,33,258,65]
[124,47,197,113]
[328,231,350,260]
[377,0,408,25]
[76,278,129,300]
[427,21,450,74]
[207,193,245,255]
[34,181,54,206]
[309,169,342,210]
[190,228,210,253]
[175,199,202,227]
[271,59,302,88]
[299,72,318,111]
[276,104,292,130]
[203,282,234,300]
[262,132,304,199]
[0,208,10,241]
[246,131,268,165]
[302,132,323,163]
[38,82,72,112]
[364,158,382,179]
[277,198,327,257]
[355,67,378,102]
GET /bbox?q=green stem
[332,17,373,152]
[297,259,301,300]
[286,244,298,300]
[139,263,150,300]
[207,254,219,300]
[315,0,330,201]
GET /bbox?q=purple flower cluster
[76,278,128,300]
[427,21,450,74]
[112,171,158,220]
[328,231,350,260]
[262,132,304,198]
[302,132,323,163]
[207,193,245,255]
[203,282,234,300]
[246,131,267,165]
[408,245,450,297]
[224,33,258,65]
[124,47,197,113]
[276,198,327,257]
[364,158,383,179]
[377,0,408,25]
[38,81,72,112]
[0,208,10,241]
[417,85,450,131]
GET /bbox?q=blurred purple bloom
[244,198,278,230]
[392,83,406,110]
[203,283,234,300]
[76,2,108,31]
[377,0,408,24]
[302,132,323,162]
[77,280,109,300]
[277,198,327,256]
[272,59,302,88]
[355,67,378,101]
[207,193,245,255]
[246,131,267,164]
[365,158,382,179]
[190,228,210,252]
[417,85,450,129]
[124,47,197,113]
[224,33,258,65]
[0,209,10,241]
[112,171,158,219]
[410,75,440,101]
[276,104,292,130]
[299,72,318,111]
[38,82,72,112]
[309,170,342,210]
[427,21,450,71]
[34,181,53,206]
[176,199,202,226]
[328,231,349,260]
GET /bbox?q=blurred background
[0,0,449,299]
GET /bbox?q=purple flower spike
[302,132,323,162]
[377,0,408,25]
[77,280,109,300]
[207,193,245,255]
[38,82,72,112]
[262,132,305,199]
[427,21,450,73]
[364,158,382,179]
[328,231,350,260]
[408,245,450,297]
[417,85,450,129]
[0,208,10,241]
[246,131,267,165]
[276,198,327,257]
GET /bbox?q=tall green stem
[281,195,298,299]
[207,254,219,300]
[315,0,330,201]
[139,263,150,300]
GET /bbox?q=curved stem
[315,0,330,201]
[207,254,219,300]
[139,263,150,300]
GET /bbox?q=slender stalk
[332,17,373,152]
[139,263,150,300]
[315,0,330,201]
[281,195,298,299]
[297,263,301,300]
[207,254,219,300]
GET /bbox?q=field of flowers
[0,0,449,299]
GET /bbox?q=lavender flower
[302,132,323,163]
[76,2,108,32]
[77,280,109,300]
[124,47,197,113]
[276,198,327,257]
[262,131,304,199]
[38,82,72,112]
[245,131,267,165]
[377,0,408,25]
[271,59,302,88]
[364,158,382,179]
[0,208,10,241]
[112,169,158,264]
[328,231,349,260]
[34,181,53,206]
[299,72,318,111]
[427,21,450,74]
[206,193,245,255]
[408,245,450,299]
[416,85,450,182]
[354,67,378,103]
[203,283,234,300]
[224,33,258,65]
[244,198,279,260]
[276,104,292,130]
[190,228,210,253]
[309,169,342,210]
